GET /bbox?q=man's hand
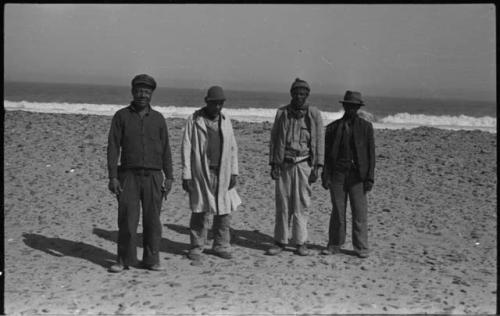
[364,181,373,193]
[108,178,122,196]
[229,174,238,190]
[270,164,281,180]
[162,179,173,200]
[182,179,194,193]
[308,165,321,185]
[321,171,330,190]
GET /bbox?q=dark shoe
[190,259,203,266]
[187,251,203,261]
[146,263,165,271]
[266,243,285,256]
[139,261,165,271]
[296,244,310,256]
[357,251,369,258]
[321,245,341,255]
[215,250,232,260]
[108,263,128,273]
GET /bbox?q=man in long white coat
[181,86,241,262]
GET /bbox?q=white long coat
[181,110,241,215]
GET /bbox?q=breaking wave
[4,100,496,133]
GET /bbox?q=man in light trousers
[267,78,324,256]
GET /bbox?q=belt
[127,168,158,176]
[283,155,310,164]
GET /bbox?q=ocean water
[4,81,497,133]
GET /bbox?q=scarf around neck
[288,104,309,119]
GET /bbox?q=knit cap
[290,78,310,92]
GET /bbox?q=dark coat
[324,115,375,183]
[107,105,173,180]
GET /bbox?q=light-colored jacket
[182,109,241,215]
[269,104,324,167]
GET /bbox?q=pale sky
[4,4,496,100]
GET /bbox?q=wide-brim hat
[131,74,157,90]
[205,85,226,101]
[339,90,364,106]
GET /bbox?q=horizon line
[4,79,496,103]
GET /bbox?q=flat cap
[131,74,157,90]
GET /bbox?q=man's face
[132,85,153,109]
[205,100,224,118]
[343,103,361,117]
[291,88,309,109]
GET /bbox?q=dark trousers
[328,168,369,254]
[116,169,163,266]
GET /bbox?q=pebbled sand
[4,110,497,315]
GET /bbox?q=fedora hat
[339,90,365,106]
[205,86,226,102]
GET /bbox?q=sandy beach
[4,110,497,314]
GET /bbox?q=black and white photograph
[3,3,496,314]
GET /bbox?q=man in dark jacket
[321,90,375,258]
[107,74,174,272]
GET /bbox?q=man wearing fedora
[107,74,174,272]
[321,90,375,258]
[181,85,241,262]
[267,78,324,256]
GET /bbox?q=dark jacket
[324,115,375,183]
[107,105,173,180]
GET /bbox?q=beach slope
[4,110,496,314]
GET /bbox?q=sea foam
[4,100,496,133]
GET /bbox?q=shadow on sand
[92,227,191,256]
[166,223,280,252]
[22,233,116,268]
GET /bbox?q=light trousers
[189,168,232,253]
[190,212,232,254]
[274,160,311,245]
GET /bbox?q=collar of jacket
[193,108,226,132]
[128,103,152,115]
[341,113,359,124]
